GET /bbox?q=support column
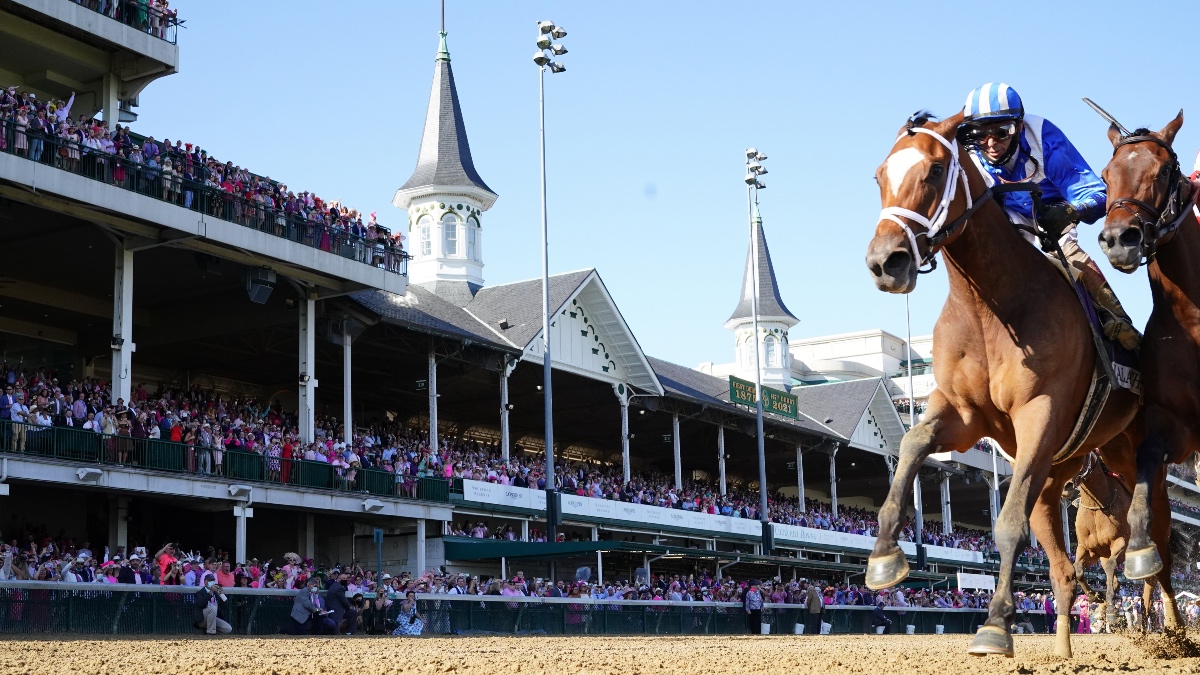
[828,445,838,518]
[941,473,953,535]
[796,446,805,512]
[109,496,129,554]
[428,351,438,451]
[101,72,120,125]
[614,385,630,483]
[886,455,897,486]
[304,514,315,560]
[913,474,924,545]
[298,295,317,443]
[500,356,514,461]
[521,519,529,542]
[111,246,134,405]
[1061,500,1072,554]
[342,329,353,446]
[416,519,427,575]
[234,506,249,564]
[989,439,1001,536]
[672,413,682,490]
[717,426,727,495]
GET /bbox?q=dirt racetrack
[1,633,1199,675]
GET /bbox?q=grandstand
[0,0,1196,609]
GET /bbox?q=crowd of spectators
[0,84,406,271]
[72,0,178,40]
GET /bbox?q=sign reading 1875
[728,376,798,419]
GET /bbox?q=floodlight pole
[747,174,770,556]
[538,61,556,544]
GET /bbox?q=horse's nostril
[883,250,911,275]
[869,262,883,278]
[1118,227,1143,248]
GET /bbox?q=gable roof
[647,357,838,438]
[726,208,798,327]
[394,32,496,208]
[789,378,885,439]
[350,286,512,351]
[466,269,593,348]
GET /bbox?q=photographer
[195,576,231,635]
[360,590,392,635]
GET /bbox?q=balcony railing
[74,0,181,44]
[0,120,410,275]
[0,419,449,503]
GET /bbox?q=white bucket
[935,625,944,635]
[794,623,805,635]
[905,625,916,635]
[876,626,886,635]
[820,621,832,635]
[760,623,771,635]
[977,625,984,631]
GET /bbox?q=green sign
[728,376,798,419]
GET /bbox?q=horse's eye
[928,164,945,181]
[1159,165,1172,180]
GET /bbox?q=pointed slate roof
[726,205,798,327]
[394,32,497,209]
[789,378,884,440]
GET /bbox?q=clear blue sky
[136,1,1200,370]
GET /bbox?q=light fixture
[537,385,543,391]
[745,147,758,159]
[748,161,765,175]
[505,403,516,411]
[638,409,645,415]
[299,373,311,385]
[551,43,568,55]
[536,33,552,49]
[548,62,566,73]
[363,499,385,514]
[538,20,556,34]
[228,484,252,499]
[533,51,549,66]
[627,433,636,440]
[744,172,758,185]
[551,26,567,39]
[76,467,103,482]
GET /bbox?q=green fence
[0,420,450,504]
[0,582,1035,636]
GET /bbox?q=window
[417,215,432,257]
[442,213,460,256]
[764,336,778,367]
[738,337,750,368]
[467,217,479,260]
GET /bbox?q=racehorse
[1094,111,1192,633]
[1067,452,1130,632]
[863,111,1142,658]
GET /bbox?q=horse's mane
[905,110,939,135]
[1131,127,1153,137]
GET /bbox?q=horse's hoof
[1124,546,1163,580]
[968,626,1014,657]
[865,550,909,590]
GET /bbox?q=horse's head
[866,111,970,293]
[1098,111,1185,272]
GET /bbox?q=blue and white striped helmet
[963,83,1024,123]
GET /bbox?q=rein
[1106,134,1195,267]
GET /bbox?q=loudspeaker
[245,268,276,304]
[915,544,927,571]
[546,489,563,526]
[762,526,775,556]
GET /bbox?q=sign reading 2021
[728,376,797,419]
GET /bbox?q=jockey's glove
[1039,202,1079,238]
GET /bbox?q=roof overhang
[393,183,498,211]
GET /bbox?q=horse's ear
[933,112,965,140]
[1159,110,1184,146]
[1107,123,1122,149]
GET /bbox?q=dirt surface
[1,634,1199,675]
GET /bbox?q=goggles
[961,121,1018,146]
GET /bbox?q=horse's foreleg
[866,393,971,590]
[1101,555,1120,632]
[1029,459,1085,659]
[1125,408,1176,579]
[1073,543,1097,603]
[1150,482,1184,631]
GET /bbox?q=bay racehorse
[1095,111,1192,632]
[863,111,1141,658]
[1067,452,1130,632]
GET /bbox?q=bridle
[1106,133,1195,266]
[877,127,993,274]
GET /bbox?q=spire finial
[440,0,445,32]
[436,1,449,61]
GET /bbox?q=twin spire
[726,202,798,328]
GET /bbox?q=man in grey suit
[286,576,336,635]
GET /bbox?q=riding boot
[1059,238,1142,351]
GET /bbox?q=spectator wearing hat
[118,555,152,584]
[871,600,892,634]
[805,580,824,631]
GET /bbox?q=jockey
[959,82,1140,350]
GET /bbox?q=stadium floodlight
[755,180,766,189]
[744,172,758,185]
[748,161,766,175]
[534,20,570,544]
[745,147,758,159]
[742,148,771,555]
